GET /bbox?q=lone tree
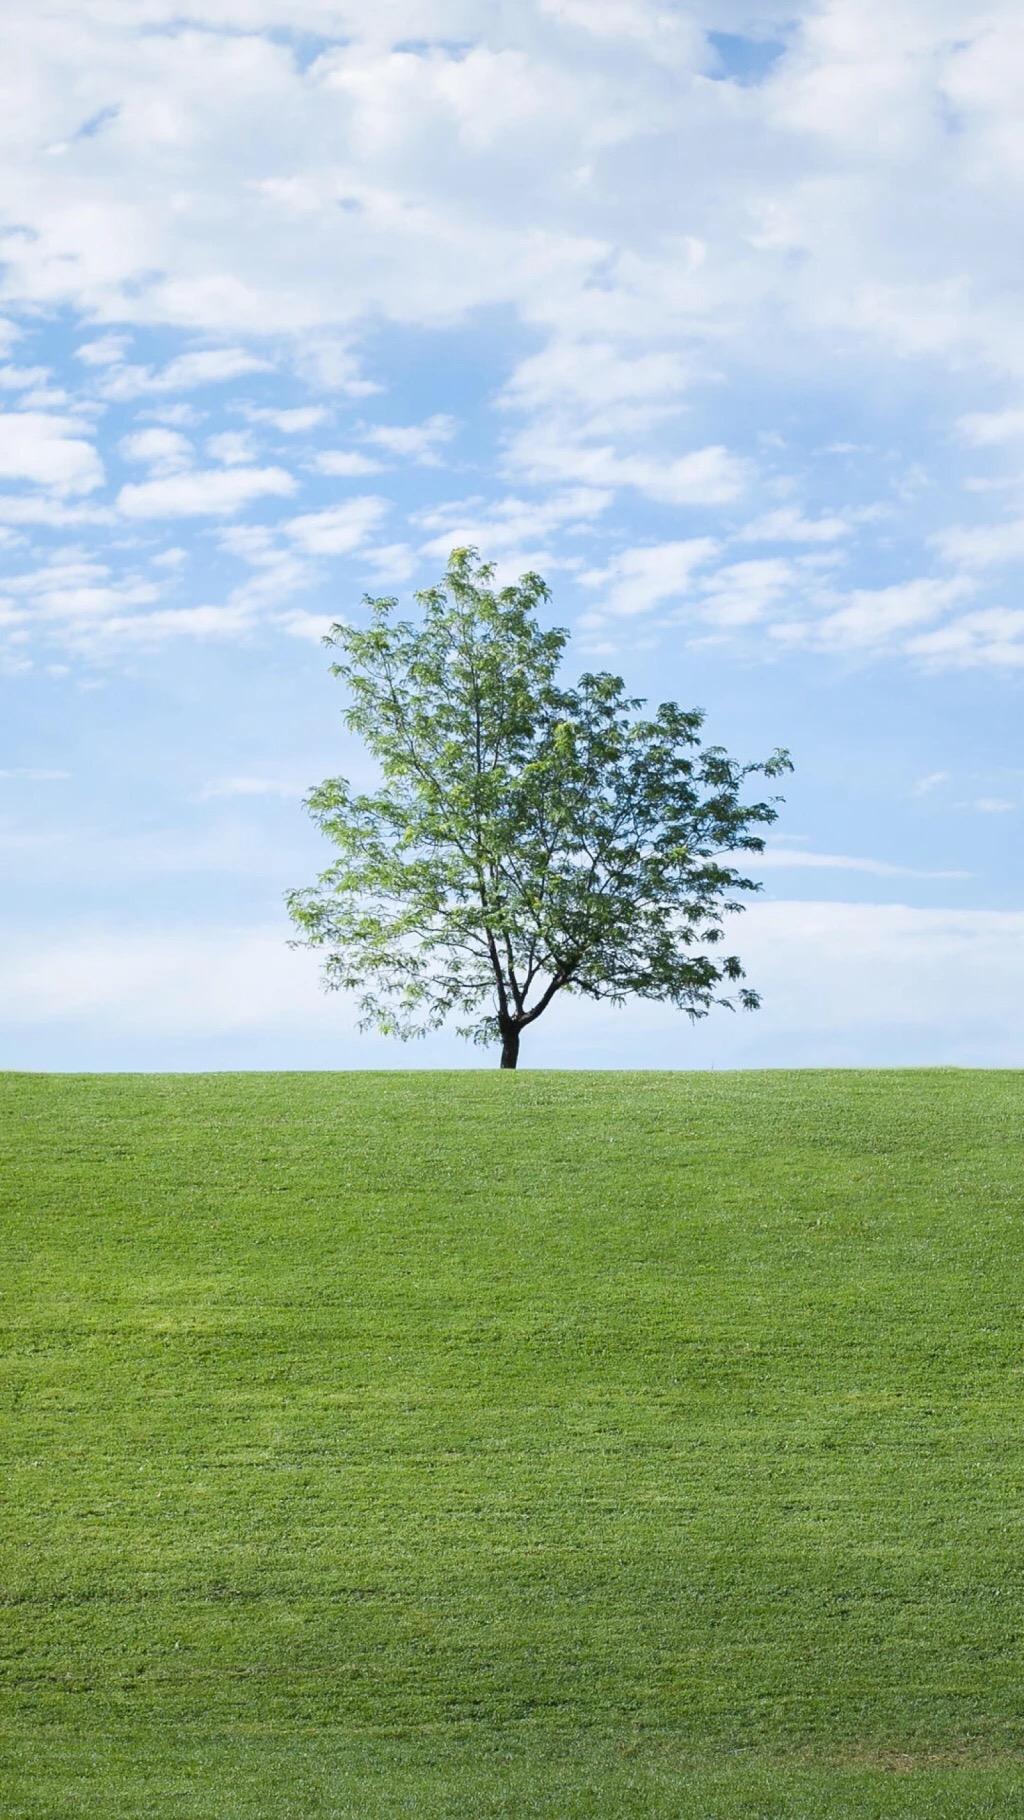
[288,548,791,1069]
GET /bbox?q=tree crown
[288,548,791,1062]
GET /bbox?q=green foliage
[288,548,791,1063]
[4,1069,1024,1816]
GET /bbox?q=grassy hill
[2,1069,1024,1817]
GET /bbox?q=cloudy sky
[3,0,1023,1069]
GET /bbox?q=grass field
[2,1069,1024,1817]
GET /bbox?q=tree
[287,548,791,1069]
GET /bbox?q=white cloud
[5,899,1024,1068]
[935,519,1024,570]
[696,556,799,628]
[5,558,160,625]
[365,413,458,464]
[509,433,750,505]
[538,0,704,59]
[205,429,255,465]
[912,770,949,795]
[0,1,1017,420]
[284,494,389,554]
[721,898,1024,1065]
[277,608,339,641]
[362,541,418,584]
[119,427,193,472]
[972,796,1016,813]
[0,365,52,391]
[580,538,718,616]
[209,523,313,616]
[163,351,271,388]
[38,583,160,622]
[76,335,129,367]
[18,384,72,410]
[0,411,103,494]
[244,406,329,433]
[906,606,1024,669]
[1,1,1024,693]
[417,486,611,560]
[0,495,112,527]
[102,349,272,401]
[217,524,282,565]
[753,847,970,881]
[233,556,312,612]
[117,465,295,519]
[312,449,385,477]
[956,408,1024,446]
[145,403,202,429]
[0,925,328,1034]
[78,603,257,644]
[776,576,976,652]
[738,507,852,544]
[500,339,695,422]
[8,559,111,597]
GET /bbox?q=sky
[2,0,1024,1071]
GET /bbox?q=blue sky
[3,0,1024,1070]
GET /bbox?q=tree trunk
[499,1024,521,1070]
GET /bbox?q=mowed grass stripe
[1,1070,1023,1816]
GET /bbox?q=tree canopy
[288,548,791,1067]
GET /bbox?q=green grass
[2,1069,1024,1817]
